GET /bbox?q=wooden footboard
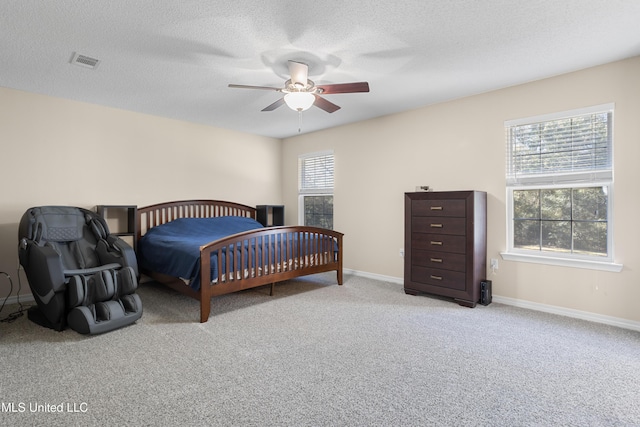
[198,226,343,322]
[136,200,343,322]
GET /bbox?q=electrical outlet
[490,258,498,270]
[399,249,405,258]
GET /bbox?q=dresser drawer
[412,233,466,254]
[412,199,466,217]
[412,249,466,272]
[412,217,466,235]
[411,266,466,291]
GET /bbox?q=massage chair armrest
[96,237,139,277]
[20,242,66,294]
[112,238,139,277]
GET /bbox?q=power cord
[0,270,29,323]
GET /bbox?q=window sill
[500,252,623,272]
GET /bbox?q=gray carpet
[1,273,639,427]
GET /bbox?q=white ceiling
[2,1,640,139]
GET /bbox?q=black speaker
[480,280,492,306]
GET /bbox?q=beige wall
[3,57,639,325]
[0,87,281,296]
[282,56,640,324]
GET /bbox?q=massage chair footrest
[67,294,143,335]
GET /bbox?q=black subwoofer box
[480,280,492,306]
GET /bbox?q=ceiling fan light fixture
[284,92,315,111]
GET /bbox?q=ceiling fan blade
[313,94,341,113]
[288,60,308,87]
[228,84,282,91]
[262,98,286,112]
[316,82,370,94]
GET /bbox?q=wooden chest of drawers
[404,191,487,307]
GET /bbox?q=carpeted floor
[1,273,639,426]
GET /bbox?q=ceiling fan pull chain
[298,110,302,133]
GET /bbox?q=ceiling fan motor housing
[283,79,317,94]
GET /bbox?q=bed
[135,200,344,322]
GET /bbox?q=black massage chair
[18,206,142,334]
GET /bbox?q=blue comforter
[137,216,264,290]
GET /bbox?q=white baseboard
[344,269,404,285]
[1,293,34,307]
[491,295,640,332]
[344,269,640,333]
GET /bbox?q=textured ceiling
[2,1,640,139]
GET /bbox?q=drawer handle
[430,241,443,246]
[430,275,443,280]
[430,206,443,211]
[430,258,443,263]
[430,223,443,228]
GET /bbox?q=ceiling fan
[228,60,369,113]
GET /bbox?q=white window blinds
[299,152,334,193]
[506,104,613,185]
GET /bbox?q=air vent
[70,52,100,69]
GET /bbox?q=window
[298,151,334,229]
[502,104,621,271]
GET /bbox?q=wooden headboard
[136,200,257,240]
